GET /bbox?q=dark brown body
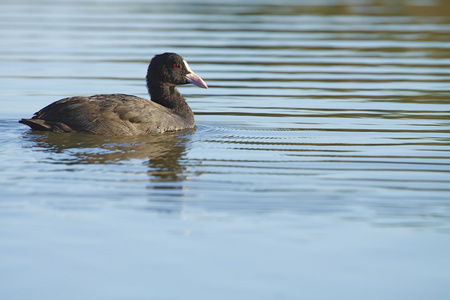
[20,94,194,136]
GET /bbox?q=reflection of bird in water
[20,53,207,136]
[23,130,202,183]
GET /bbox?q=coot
[19,52,208,136]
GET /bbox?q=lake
[1,0,450,299]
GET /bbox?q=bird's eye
[173,64,179,68]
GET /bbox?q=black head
[146,52,207,89]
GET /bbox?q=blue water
[1,0,450,299]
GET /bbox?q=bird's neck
[148,83,193,120]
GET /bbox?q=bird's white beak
[184,59,208,89]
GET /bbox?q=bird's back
[19,94,195,136]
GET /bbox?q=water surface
[1,0,450,299]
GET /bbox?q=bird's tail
[19,118,52,131]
